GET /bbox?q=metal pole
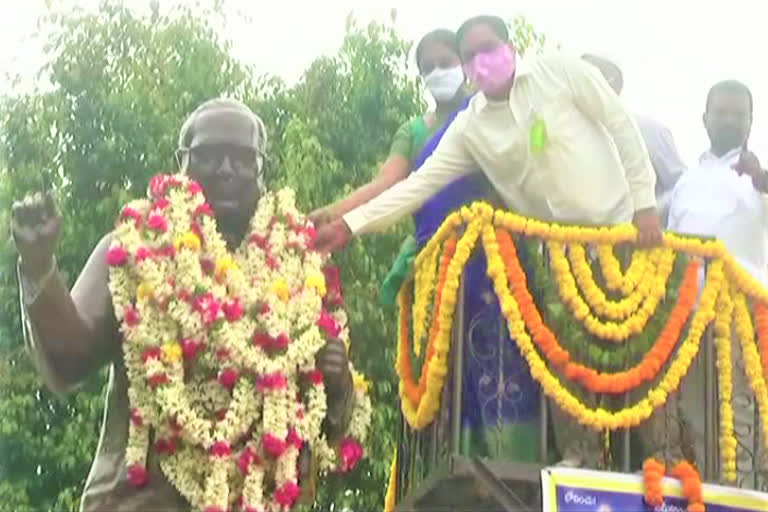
[451,277,466,456]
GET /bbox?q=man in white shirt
[314,15,662,252]
[671,80,768,488]
[582,54,686,222]
[315,14,662,469]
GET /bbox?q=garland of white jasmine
[106,174,372,512]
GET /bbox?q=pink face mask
[464,44,516,96]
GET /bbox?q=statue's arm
[20,233,120,393]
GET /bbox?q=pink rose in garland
[262,433,287,458]
[317,310,341,338]
[322,265,344,306]
[218,368,239,391]
[146,213,168,233]
[274,481,301,507]
[210,441,232,458]
[124,306,140,327]
[222,299,244,322]
[106,246,128,266]
[338,438,363,472]
[120,206,142,227]
[193,293,223,326]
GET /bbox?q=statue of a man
[10,98,354,511]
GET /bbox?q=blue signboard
[542,467,768,512]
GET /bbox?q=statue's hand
[11,190,62,277]
[316,338,352,399]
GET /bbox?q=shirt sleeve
[343,111,475,235]
[558,55,657,212]
[388,120,413,159]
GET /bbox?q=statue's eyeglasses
[177,144,264,178]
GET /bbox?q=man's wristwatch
[17,257,57,306]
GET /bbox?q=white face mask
[423,65,465,102]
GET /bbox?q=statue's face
[184,108,262,226]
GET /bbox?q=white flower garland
[107,174,372,512]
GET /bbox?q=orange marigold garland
[643,458,705,512]
[643,458,665,507]
[397,234,457,406]
[670,461,705,512]
[495,228,700,395]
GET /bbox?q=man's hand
[308,206,335,228]
[733,150,768,192]
[314,219,351,253]
[316,338,352,398]
[11,191,62,277]
[632,207,663,248]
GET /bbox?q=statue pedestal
[395,455,543,512]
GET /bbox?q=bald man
[583,54,687,222]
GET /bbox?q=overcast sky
[1,0,765,165]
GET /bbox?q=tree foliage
[0,3,546,510]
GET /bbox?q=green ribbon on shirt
[530,118,548,155]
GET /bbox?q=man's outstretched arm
[315,112,475,251]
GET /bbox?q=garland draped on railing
[393,202,768,480]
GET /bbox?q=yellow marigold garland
[568,243,666,321]
[733,291,768,457]
[383,447,397,512]
[597,244,648,295]
[713,279,737,483]
[396,202,768,439]
[485,221,722,430]
[397,214,481,429]
[548,241,675,341]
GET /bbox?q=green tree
[0,3,547,510]
[0,3,260,510]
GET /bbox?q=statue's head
[176,98,266,232]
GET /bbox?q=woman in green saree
[311,29,482,300]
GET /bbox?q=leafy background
[0,2,545,510]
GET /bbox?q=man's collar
[699,147,742,165]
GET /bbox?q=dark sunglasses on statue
[177,144,263,177]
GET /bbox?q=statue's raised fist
[10,190,62,277]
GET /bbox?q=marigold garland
[398,211,481,429]
[713,279,737,483]
[643,458,665,507]
[670,461,705,512]
[642,458,705,512]
[487,222,721,430]
[568,242,658,320]
[597,244,648,295]
[398,235,456,407]
[525,238,688,371]
[383,447,397,512]
[107,174,372,511]
[495,228,700,394]
[548,240,676,341]
[733,292,768,458]
[756,302,768,392]
[397,201,768,443]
